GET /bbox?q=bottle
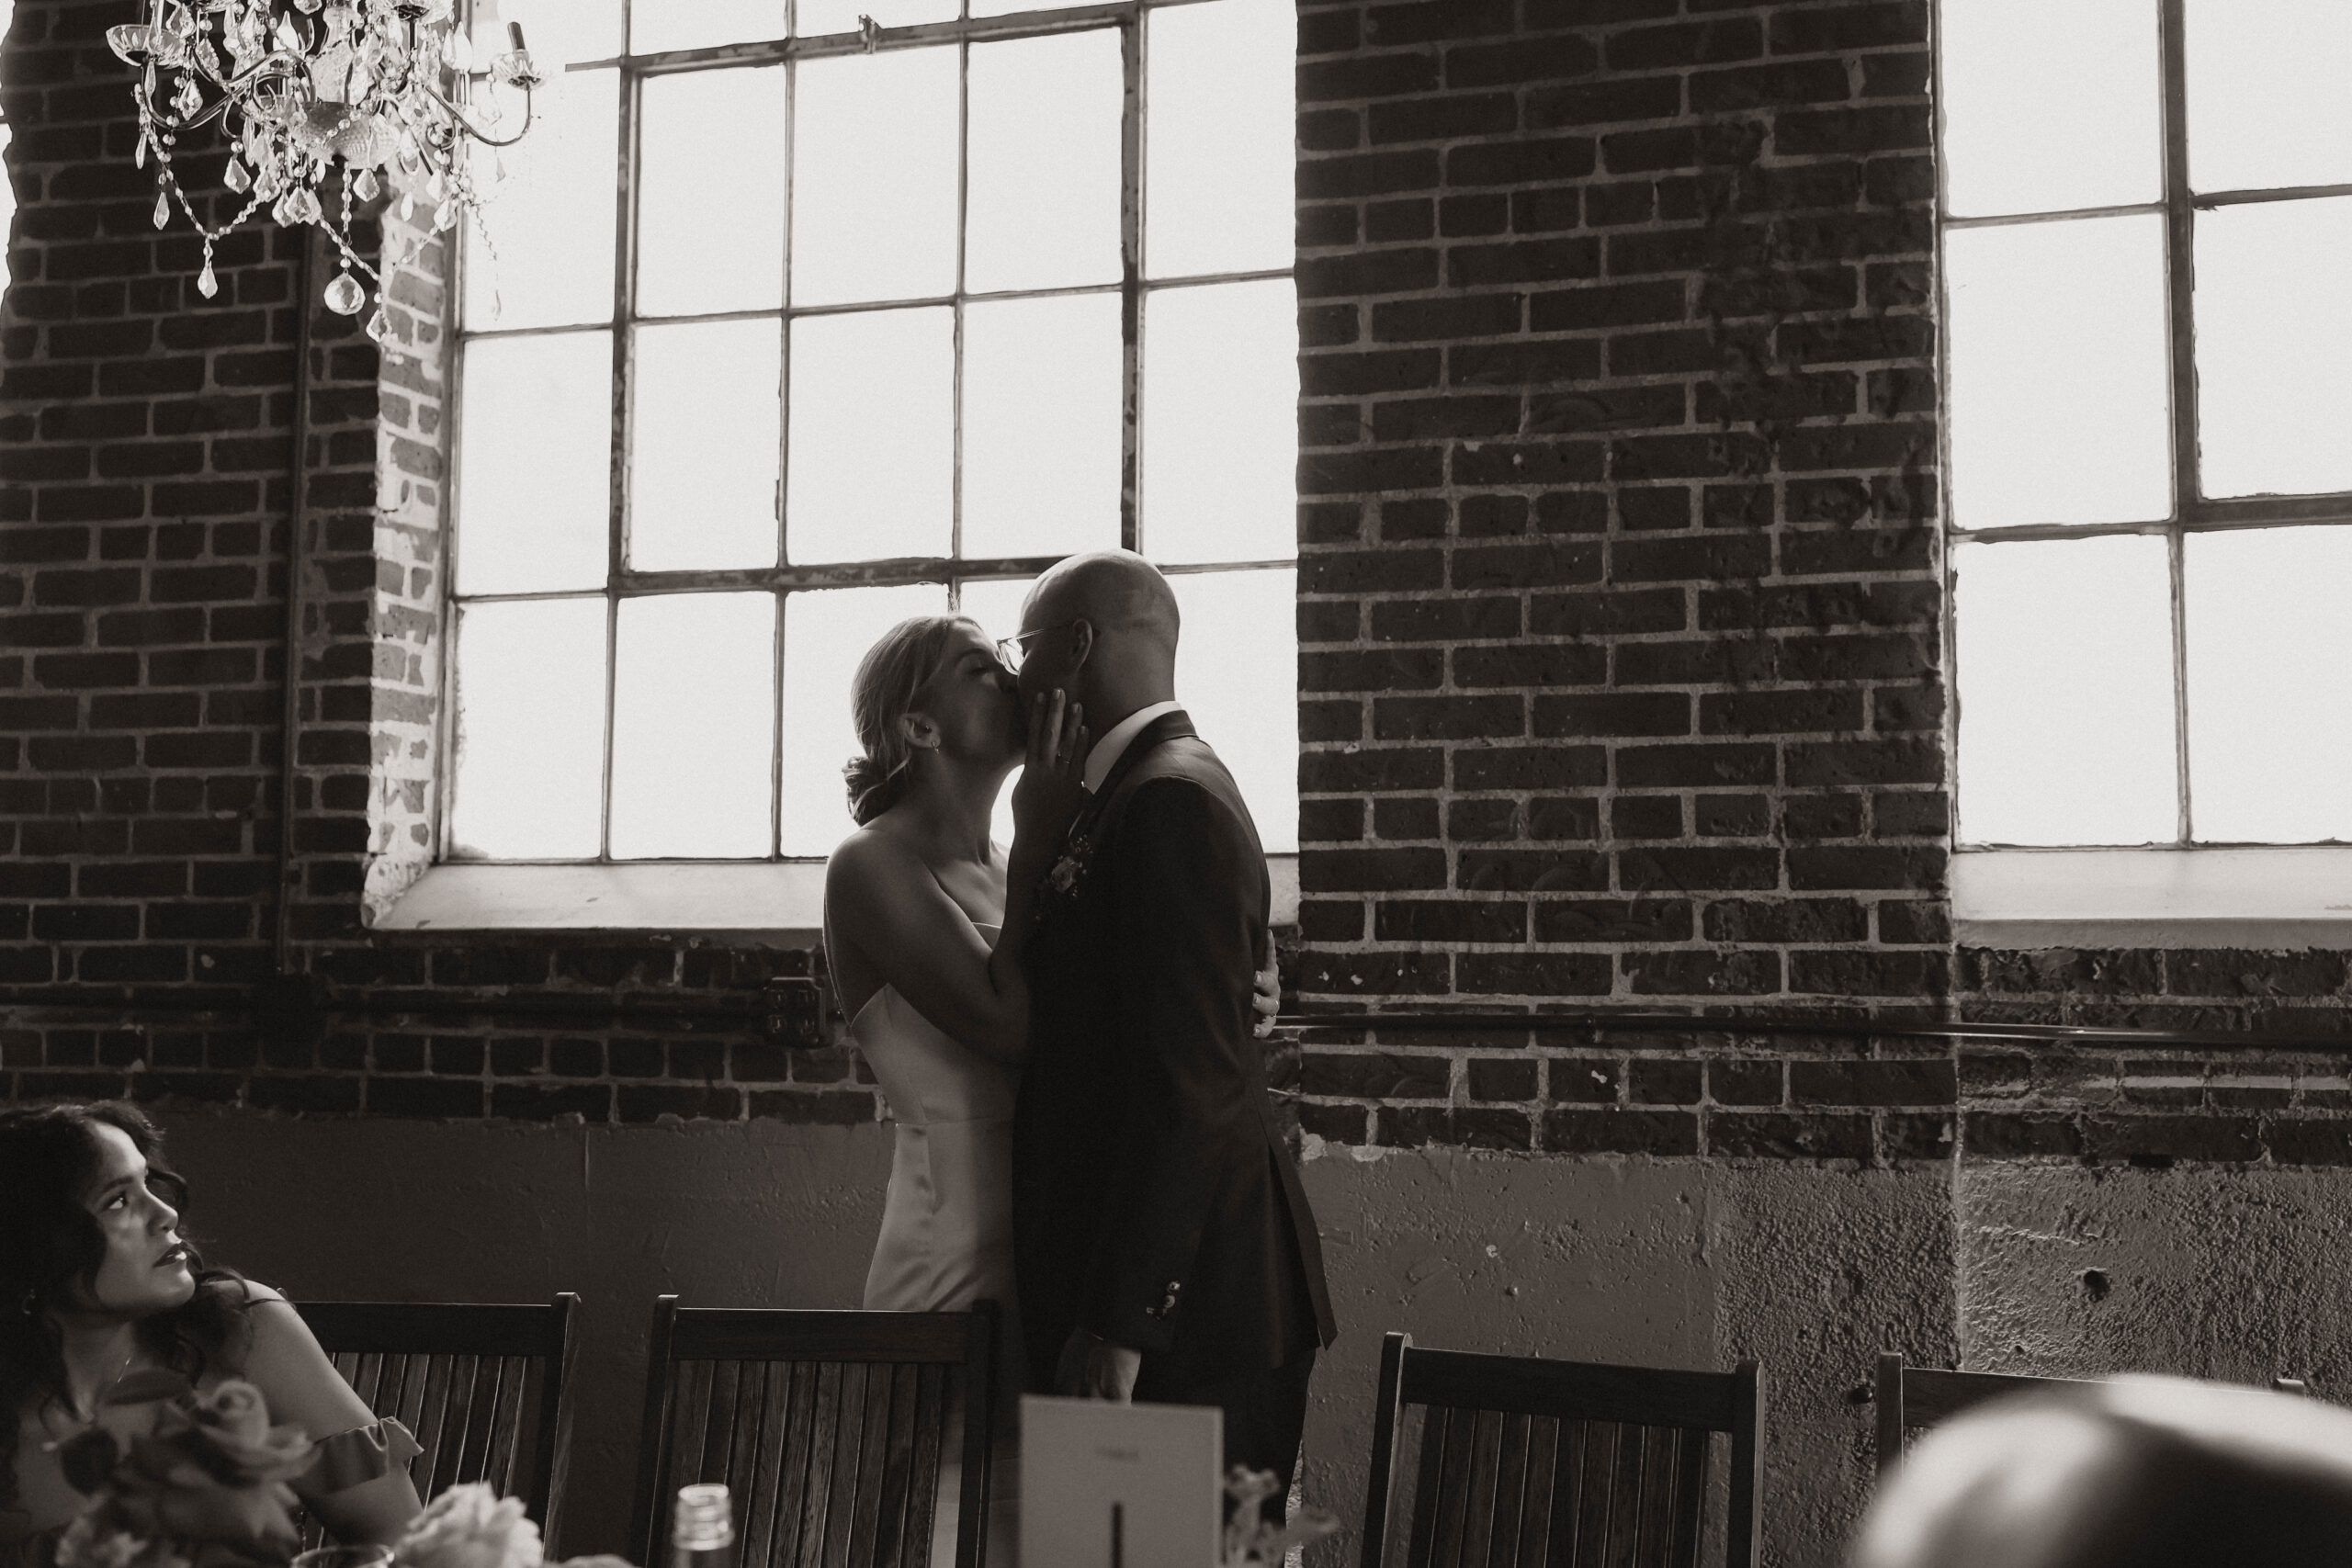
[671,1483,736,1568]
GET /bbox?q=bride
[820,612,1085,1564]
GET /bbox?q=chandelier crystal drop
[108,0,541,323]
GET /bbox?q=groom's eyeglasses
[995,619,1077,673]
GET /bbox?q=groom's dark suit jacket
[1012,709,1337,1388]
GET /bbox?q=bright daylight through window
[1941,0,2352,848]
[445,0,1298,864]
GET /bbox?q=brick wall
[3,0,2346,1164]
[1290,0,1947,1016]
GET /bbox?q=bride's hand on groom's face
[1012,689,1089,846]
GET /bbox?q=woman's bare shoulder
[825,820,935,906]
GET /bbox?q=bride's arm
[825,693,1088,1065]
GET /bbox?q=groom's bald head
[1017,550,1180,718]
[1025,550,1179,651]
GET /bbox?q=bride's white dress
[847,926,1023,1562]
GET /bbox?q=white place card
[1021,1395,1223,1568]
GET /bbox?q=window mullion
[1118,7,1143,553]
[772,46,797,860]
[601,62,639,863]
[2158,0,2198,847]
[952,36,971,570]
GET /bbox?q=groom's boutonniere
[1046,831,1092,897]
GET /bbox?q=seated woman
[0,1101,424,1563]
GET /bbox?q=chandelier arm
[139,51,311,136]
[421,81,536,149]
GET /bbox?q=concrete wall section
[1956,1164,2352,1392]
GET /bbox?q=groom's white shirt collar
[1082,700,1183,794]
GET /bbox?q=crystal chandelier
[107,0,541,341]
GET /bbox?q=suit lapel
[1068,708,1196,846]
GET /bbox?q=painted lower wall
[147,1111,2352,1568]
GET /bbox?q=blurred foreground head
[1851,1376,2352,1568]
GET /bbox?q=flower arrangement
[1220,1466,1340,1568]
[390,1483,630,1568]
[53,1373,317,1568]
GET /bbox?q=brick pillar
[1293,0,1952,1014]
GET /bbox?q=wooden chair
[1359,1332,1764,1568]
[294,1294,580,1538]
[1872,1354,2312,1478]
[629,1297,1000,1568]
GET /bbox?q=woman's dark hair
[843,613,989,826]
[0,1100,252,1510]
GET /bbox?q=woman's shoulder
[825,819,940,909]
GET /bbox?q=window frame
[1938,0,2352,852]
[438,0,1297,867]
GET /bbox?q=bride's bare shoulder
[825,819,934,909]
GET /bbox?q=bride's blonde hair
[844,613,987,825]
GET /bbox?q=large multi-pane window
[445,0,1297,863]
[1940,0,2352,848]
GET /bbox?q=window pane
[791,48,959,308]
[1171,570,1298,853]
[638,66,786,317]
[966,29,1123,293]
[1939,0,2160,218]
[629,319,782,571]
[457,331,612,594]
[474,0,620,65]
[955,578,1035,646]
[2187,0,2352,194]
[630,0,785,53]
[611,592,776,857]
[2194,198,2352,499]
[1142,279,1298,563]
[779,584,948,856]
[450,597,607,860]
[1945,215,2171,530]
[2186,526,2352,843]
[797,0,956,35]
[786,307,954,563]
[1954,536,2177,846]
[961,294,1124,560]
[465,69,617,330]
[1146,0,1295,277]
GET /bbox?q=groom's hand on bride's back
[1055,1326,1143,1402]
[1252,951,1281,1038]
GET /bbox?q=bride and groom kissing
[821,549,1336,1510]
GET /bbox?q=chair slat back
[294,1296,579,1547]
[1871,1355,2314,1479]
[1363,1334,1761,1568]
[630,1299,998,1568]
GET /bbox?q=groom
[1008,550,1337,1496]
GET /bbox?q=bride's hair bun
[844,613,985,826]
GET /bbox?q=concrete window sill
[1953,846,2352,950]
[369,854,1302,939]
